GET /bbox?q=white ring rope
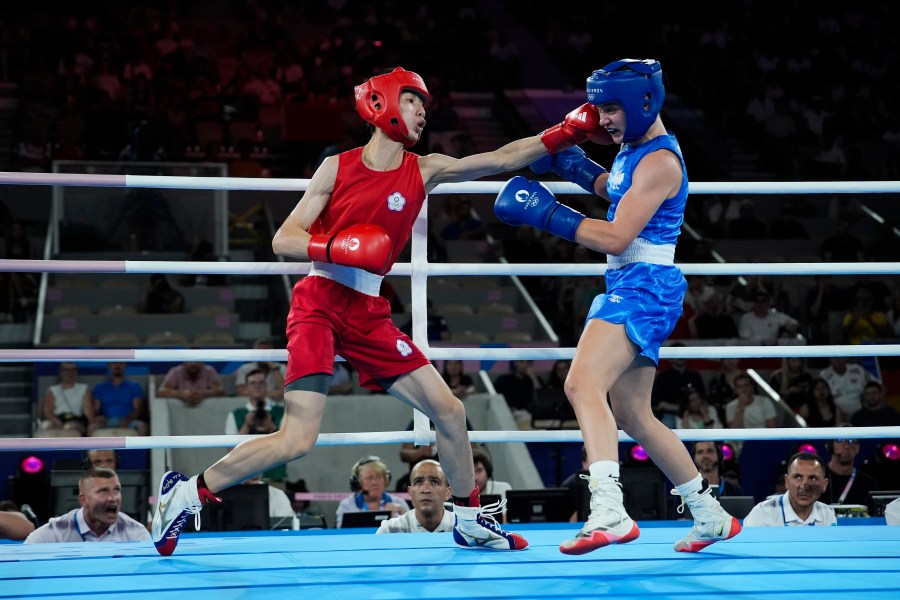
[2,171,900,194]
[3,426,898,453]
[0,344,899,363]
[1,259,898,277]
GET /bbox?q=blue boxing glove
[494,176,586,243]
[530,145,607,194]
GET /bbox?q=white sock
[676,474,704,497]
[589,460,620,480]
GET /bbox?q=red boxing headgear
[354,67,430,147]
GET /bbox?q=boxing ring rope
[1,171,898,457]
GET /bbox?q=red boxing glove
[307,224,392,274]
[540,103,612,154]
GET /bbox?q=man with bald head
[377,460,454,534]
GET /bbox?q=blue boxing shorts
[585,263,687,364]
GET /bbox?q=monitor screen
[340,510,392,529]
[188,484,270,532]
[480,494,502,508]
[505,488,572,523]
[620,467,668,520]
[717,496,756,519]
[869,490,900,516]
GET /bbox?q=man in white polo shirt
[25,468,150,543]
[376,460,454,534]
[744,452,836,527]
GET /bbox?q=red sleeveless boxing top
[309,147,426,273]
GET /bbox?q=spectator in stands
[158,361,225,407]
[651,343,705,428]
[684,276,716,314]
[336,456,408,528]
[225,369,283,436]
[440,360,475,401]
[140,273,185,314]
[439,198,486,241]
[86,362,149,436]
[768,357,815,414]
[234,337,287,401]
[726,274,770,318]
[400,299,449,342]
[473,449,511,501]
[726,200,766,239]
[688,292,738,340]
[804,275,850,344]
[25,468,150,543]
[743,452,836,527]
[725,373,777,429]
[738,290,801,345]
[706,357,744,415]
[798,378,846,427]
[851,381,900,428]
[820,356,874,418]
[544,360,571,390]
[376,460,454,534]
[493,360,543,419]
[692,442,744,496]
[0,500,35,541]
[768,203,809,239]
[38,362,90,436]
[677,388,722,430]
[180,239,228,287]
[823,432,880,513]
[821,220,865,263]
[842,287,893,345]
[887,286,900,337]
[85,449,118,470]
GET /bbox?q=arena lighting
[19,455,45,475]
[629,444,649,462]
[720,443,736,462]
[881,443,900,461]
[797,443,818,455]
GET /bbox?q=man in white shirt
[820,356,874,417]
[744,452,836,527]
[25,468,150,543]
[738,291,800,345]
[725,373,778,429]
[377,460,454,534]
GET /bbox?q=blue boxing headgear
[586,59,665,143]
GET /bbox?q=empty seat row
[46,331,241,347]
[50,304,232,317]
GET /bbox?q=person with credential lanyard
[823,434,879,514]
[743,452,837,527]
[493,58,741,554]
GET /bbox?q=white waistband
[309,262,383,296]
[606,239,676,269]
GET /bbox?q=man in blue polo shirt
[86,362,148,436]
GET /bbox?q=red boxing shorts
[285,276,430,391]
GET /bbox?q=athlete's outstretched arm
[420,135,549,191]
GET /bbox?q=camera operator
[224,369,286,484]
[225,369,282,436]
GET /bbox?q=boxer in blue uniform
[494,59,742,554]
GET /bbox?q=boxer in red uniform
[151,67,601,556]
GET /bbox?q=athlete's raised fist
[307,224,392,274]
[540,103,612,154]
